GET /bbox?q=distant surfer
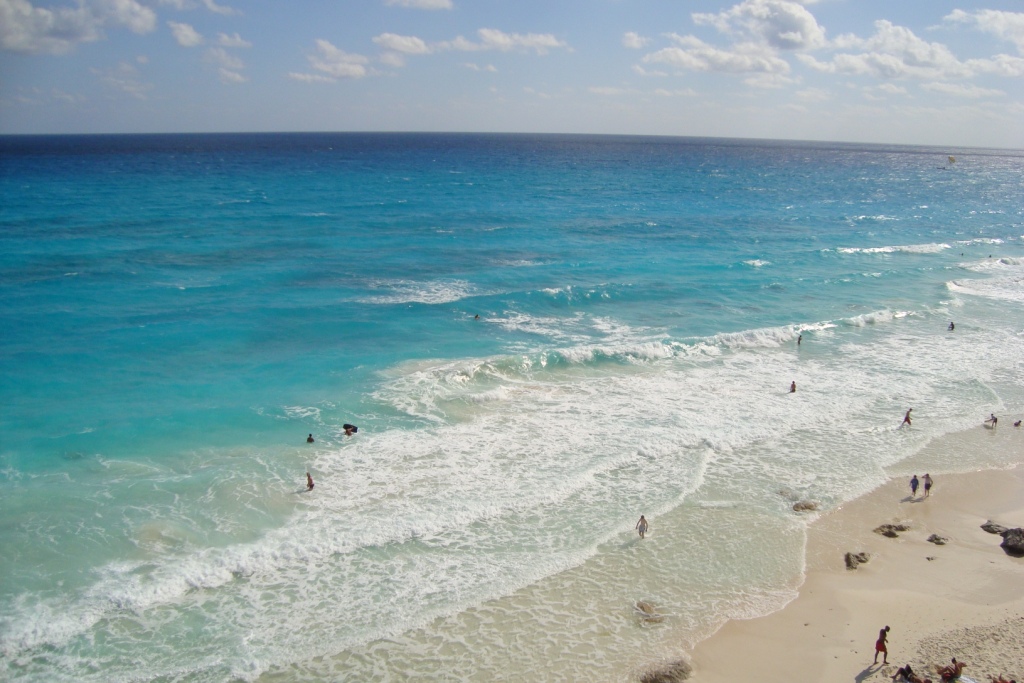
[948,321,955,331]
[307,433,314,443]
[306,472,314,491]
[635,515,649,539]
[902,409,912,428]
[343,423,358,436]
[790,381,796,393]
[474,314,480,320]
[797,334,802,346]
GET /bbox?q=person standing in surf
[635,515,649,539]
[306,472,314,491]
[902,409,912,427]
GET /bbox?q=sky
[1,0,1023,147]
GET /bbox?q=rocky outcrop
[792,501,819,512]
[981,520,1009,535]
[927,534,948,545]
[845,551,870,569]
[874,523,910,538]
[640,660,692,683]
[999,528,1024,556]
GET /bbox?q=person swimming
[343,424,358,436]
[307,434,314,443]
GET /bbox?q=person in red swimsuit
[874,625,890,664]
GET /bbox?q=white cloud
[205,46,242,70]
[632,64,667,77]
[0,0,154,54]
[623,31,649,49]
[589,86,630,96]
[693,0,826,50]
[654,87,697,97]
[168,21,202,47]
[218,67,246,83]
[818,20,967,79]
[288,72,333,83]
[644,35,790,75]
[877,83,907,95]
[305,39,370,80]
[945,10,1024,54]
[369,28,569,66]
[384,0,452,9]
[200,0,237,16]
[217,32,250,48]
[920,81,1004,99]
[373,32,431,54]
[95,0,156,33]
[965,54,1024,77]
[462,62,497,72]
[441,28,568,54]
[795,86,829,102]
[92,61,152,98]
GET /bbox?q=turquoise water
[1,133,1023,681]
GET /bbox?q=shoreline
[686,461,1024,682]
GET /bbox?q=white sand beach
[689,462,1024,683]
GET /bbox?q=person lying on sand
[937,657,966,681]
[988,676,1016,683]
[892,664,933,683]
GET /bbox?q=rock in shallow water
[640,659,692,683]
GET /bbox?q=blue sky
[1,0,1023,147]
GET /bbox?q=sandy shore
[689,464,1024,683]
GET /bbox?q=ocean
[1,133,1022,682]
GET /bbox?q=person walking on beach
[923,473,933,497]
[910,475,919,498]
[306,472,314,491]
[635,515,649,539]
[902,409,913,427]
[874,625,890,664]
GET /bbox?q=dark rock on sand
[999,528,1024,556]
[874,523,910,538]
[927,534,949,545]
[792,500,819,512]
[640,659,692,683]
[981,520,1009,535]
[845,551,870,569]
